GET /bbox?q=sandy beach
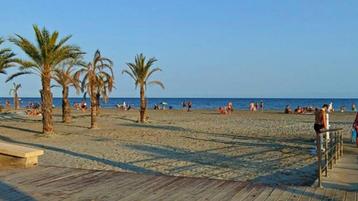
[0,108,353,186]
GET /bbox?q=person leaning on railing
[314,104,329,149]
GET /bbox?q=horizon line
[3,96,358,99]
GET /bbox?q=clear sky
[1,0,358,98]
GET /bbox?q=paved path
[0,165,356,201]
[322,143,358,191]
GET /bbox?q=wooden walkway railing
[316,128,344,187]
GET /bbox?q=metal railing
[316,128,343,187]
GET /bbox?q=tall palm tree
[9,83,21,110]
[53,59,82,123]
[0,37,16,73]
[7,25,82,135]
[122,53,164,123]
[76,50,113,128]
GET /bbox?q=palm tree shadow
[0,135,161,176]
[0,181,36,201]
[120,123,186,132]
[0,125,42,135]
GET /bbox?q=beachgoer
[187,101,192,112]
[340,106,345,113]
[227,102,233,113]
[284,105,292,114]
[5,100,10,110]
[249,102,256,111]
[182,101,187,110]
[352,113,358,145]
[353,104,356,112]
[260,100,264,111]
[314,104,329,149]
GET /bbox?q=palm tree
[53,59,82,123]
[76,50,113,128]
[0,37,16,73]
[7,25,82,135]
[9,83,21,110]
[122,53,164,123]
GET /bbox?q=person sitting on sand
[294,106,303,114]
[218,107,227,114]
[284,105,292,114]
[80,101,87,112]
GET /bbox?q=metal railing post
[317,132,322,188]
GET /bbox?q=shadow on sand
[0,135,161,176]
[0,181,36,201]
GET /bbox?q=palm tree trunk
[139,86,146,123]
[41,72,54,135]
[96,93,100,116]
[14,93,19,110]
[62,86,71,123]
[90,82,97,128]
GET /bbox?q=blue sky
[1,0,358,98]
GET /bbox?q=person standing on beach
[187,101,192,112]
[314,104,329,149]
[182,101,187,110]
[260,100,264,111]
[352,104,356,112]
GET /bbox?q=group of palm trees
[0,25,164,135]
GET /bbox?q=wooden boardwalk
[0,165,356,201]
[322,143,358,191]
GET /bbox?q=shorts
[314,124,324,133]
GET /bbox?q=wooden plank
[227,183,255,201]
[297,187,317,201]
[145,177,197,201]
[203,181,247,201]
[183,178,232,201]
[309,187,325,201]
[332,189,346,201]
[265,187,286,201]
[344,191,355,201]
[239,185,266,201]
[0,141,43,158]
[117,175,176,201]
[322,188,336,201]
[67,172,156,201]
[252,186,274,201]
[286,186,307,201]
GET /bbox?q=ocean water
[2,97,358,111]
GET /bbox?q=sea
[2,97,358,111]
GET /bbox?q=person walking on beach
[352,104,356,112]
[314,104,329,150]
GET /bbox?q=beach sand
[0,108,353,186]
